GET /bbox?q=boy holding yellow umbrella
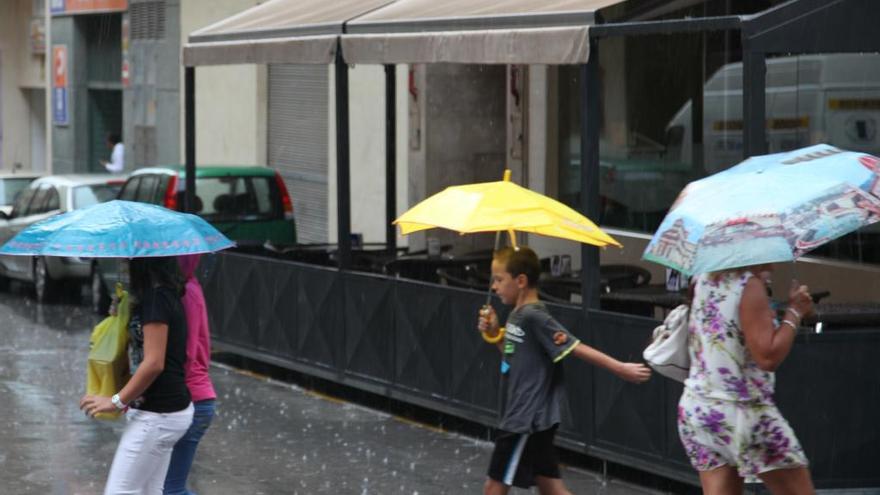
[395,171,651,494]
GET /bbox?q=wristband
[482,327,505,344]
[787,307,802,320]
[780,319,798,331]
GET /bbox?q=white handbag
[643,304,691,382]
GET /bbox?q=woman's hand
[788,280,814,319]
[79,395,116,417]
[615,362,652,383]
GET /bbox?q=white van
[667,53,880,173]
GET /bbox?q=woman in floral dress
[678,264,815,494]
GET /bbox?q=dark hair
[494,246,541,288]
[107,133,122,145]
[129,256,185,300]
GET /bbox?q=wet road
[0,290,663,494]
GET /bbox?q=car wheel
[90,265,111,315]
[34,257,57,303]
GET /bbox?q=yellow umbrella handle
[503,169,511,182]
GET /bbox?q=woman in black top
[80,257,194,494]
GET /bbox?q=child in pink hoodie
[164,254,217,495]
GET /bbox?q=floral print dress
[677,271,807,479]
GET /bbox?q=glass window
[0,179,35,205]
[559,31,727,234]
[118,177,140,201]
[134,175,160,204]
[45,187,60,212]
[74,184,122,210]
[26,187,50,216]
[10,188,37,219]
[764,53,880,265]
[196,176,280,221]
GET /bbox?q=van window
[196,176,280,221]
[135,175,160,204]
[118,177,140,201]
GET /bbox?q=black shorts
[487,425,561,488]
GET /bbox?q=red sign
[59,0,127,14]
[53,46,68,88]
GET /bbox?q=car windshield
[0,178,36,205]
[74,184,122,209]
[195,176,279,221]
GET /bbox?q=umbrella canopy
[643,144,880,276]
[0,200,234,258]
[394,171,621,248]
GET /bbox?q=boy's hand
[478,305,501,336]
[616,362,652,383]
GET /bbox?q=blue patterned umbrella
[0,200,234,258]
[643,144,880,276]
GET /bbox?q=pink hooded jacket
[178,254,216,402]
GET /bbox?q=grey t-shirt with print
[499,302,580,434]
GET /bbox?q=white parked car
[0,175,125,302]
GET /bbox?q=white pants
[104,403,194,495]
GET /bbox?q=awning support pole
[336,46,352,269]
[385,64,397,257]
[580,43,601,311]
[742,46,767,158]
[185,66,196,213]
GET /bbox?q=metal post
[580,44,601,311]
[184,66,196,213]
[385,64,397,257]
[335,49,352,270]
[742,47,767,158]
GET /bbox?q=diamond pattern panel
[343,272,394,382]
[447,289,501,415]
[546,302,593,444]
[394,281,451,395]
[296,264,342,369]
[590,310,667,461]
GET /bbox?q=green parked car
[90,165,297,313]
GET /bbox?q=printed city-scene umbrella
[0,200,234,258]
[643,144,880,276]
[395,170,621,305]
[395,170,621,249]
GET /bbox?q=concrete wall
[328,64,410,246]
[419,63,506,255]
[125,0,181,168]
[179,0,265,166]
[0,0,46,171]
[49,15,88,174]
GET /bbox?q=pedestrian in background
[80,256,193,494]
[163,254,217,495]
[677,264,815,494]
[478,246,651,495]
[100,133,124,174]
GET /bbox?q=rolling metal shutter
[268,64,329,243]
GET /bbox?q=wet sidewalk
[0,292,663,494]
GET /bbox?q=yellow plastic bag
[86,284,131,420]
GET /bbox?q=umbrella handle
[485,230,502,306]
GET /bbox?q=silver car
[0,175,124,302]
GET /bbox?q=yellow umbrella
[394,170,621,248]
